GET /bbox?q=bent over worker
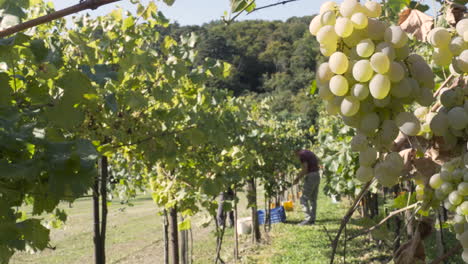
[293,149,320,225]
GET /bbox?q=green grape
[351,133,368,152]
[440,182,454,195]
[430,112,449,136]
[335,17,354,38]
[448,107,468,130]
[356,39,375,58]
[390,77,411,98]
[449,36,466,56]
[341,96,360,116]
[452,168,464,183]
[407,54,435,89]
[429,173,443,189]
[385,152,404,171]
[317,25,338,45]
[351,83,369,100]
[318,83,334,101]
[460,201,468,215]
[440,89,458,108]
[384,25,408,48]
[374,160,399,187]
[395,44,410,60]
[359,112,379,135]
[456,50,468,73]
[359,147,377,166]
[351,12,368,29]
[342,113,362,128]
[435,188,447,200]
[433,47,453,67]
[388,62,405,82]
[320,42,338,57]
[395,111,420,136]
[356,166,374,182]
[317,62,334,84]
[370,52,390,74]
[340,0,358,17]
[309,15,322,36]
[373,96,391,108]
[443,199,456,211]
[367,18,386,41]
[429,27,451,48]
[329,75,349,96]
[364,1,381,18]
[321,10,336,26]
[329,52,349,74]
[369,74,390,99]
[352,59,374,82]
[416,87,434,107]
[449,190,463,206]
[320,1,338,14]
[375,42,396,60]
[379,119,399,144]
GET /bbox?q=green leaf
[17,219,50,251]
[163,0,175,6]
[178,218,191,231]
[310,80,317,95]
[388,0,410,13]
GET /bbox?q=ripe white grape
[390,77,411,98]
[430,112,449,136]
[320,1,338,14]
[359,112,380,135]
[460,201,468,216]
[375,42,396,60]
[340,0,358,17]
[459,182,468,196]
[329,75,349,96]
[356,39,375,58]
[320,42,338,57]
[395,111,420,136]
[329,52,349,74]
[335,17,354,38]
[440,89,458,108]
[309,16,322,36]
[356,166,374,182]
[317,25,338,45]
[367,18,386,41]
[359,147,377,166]
[318,83,334,101]
[364,1,381,18]
[429,173,443,189]
[455,50,468,73]
[380,119,399,143]
[414,107,428,119]
[429,27,451,48]
[385,152,404,170]
[370,52,390,74]
[374,161,399,187]
[440,182,454,195]
[317,62,334,84]
[388,62,404,82]
[384,26,408,48]
[351,12,368,29]
[344,28,369,46]
[416,87,434,107]
[449,190,463,206]
[341,96,360,116]
[351,83,369,100]
[456,18,468,37]
[395,44,410,60]
[449,36,466,56]
[433,48,453,67]
[369,74,390,99]
[351,133,368,152]
[326,97,341,115]
[352,59,374,82]
[448,107,468,130]
[321,10,336,26]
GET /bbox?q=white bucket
[237,217,252,235]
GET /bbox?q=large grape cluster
[312,0,435,187]
[428,18,468,74]
[425,156,468,262]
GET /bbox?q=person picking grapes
[293,149,320,225]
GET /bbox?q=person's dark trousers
[217,188,235,227]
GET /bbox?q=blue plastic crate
[257,206,286,225]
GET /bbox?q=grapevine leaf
[178,218,191,231]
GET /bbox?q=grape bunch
[312,0,435,187]
[428,18,468,74]
[425,156,468,262]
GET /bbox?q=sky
[50,0,325,25]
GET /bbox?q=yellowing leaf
[399,9,433,41]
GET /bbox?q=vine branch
[0,0,121,38]
[247,0,301,14]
